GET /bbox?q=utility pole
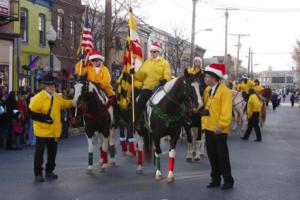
[247,47,251,77]
[230,33,250,79]
[215,8,238,69]
[251,49,254,79]
[105,0,112,70]
[190,0,198,66]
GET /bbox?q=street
[0,104,300,200]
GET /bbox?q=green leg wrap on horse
[88,152,93,165]
[108,145,116,157]
[155,156,161,171]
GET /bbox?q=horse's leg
[195,127,204,161]
[136,134,144,174]
[154,137,162,180]
[167,131,180,183]
[240,108,245,131]
[232,110,237,130]
[128,123,136,157]
[185,125,193,162]
[101,135,109,171]
[108,128,116,166]
[119,124,127,155]
[86,134,94,173]
[191,127,198,160]
[95,131,103,165]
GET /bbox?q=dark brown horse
[140,73,202,182]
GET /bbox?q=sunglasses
[150,51,159,53]
[91,59,102,62]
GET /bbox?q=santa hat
[205,63,228,80]
[89,50,104,61]
[193,57,202,63]
[149,42,162,52]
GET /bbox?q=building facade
[0,0,19,91]
[13,0,53,92]
[51,0,84,89]
[257,68,295,88]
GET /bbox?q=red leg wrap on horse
[168,157,175,172]
[121,141,127,152]
[129,142,136,156]
[102,151,108,164]
[100,147,104,161]
[137,151,143,165]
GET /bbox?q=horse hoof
[86,166,93,174]
[136,169,143,175]
[186,157,192,162]
[155,175,163,180]
[194,157,200,162]
[110,162,116,167]
[167,176,175,183]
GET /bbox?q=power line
[202,0,300,13]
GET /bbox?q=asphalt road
[0,103,300,200]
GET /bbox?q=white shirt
[210,83,218,95]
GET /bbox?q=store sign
[0,0,9,16]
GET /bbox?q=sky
[87,0,300,72]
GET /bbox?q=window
[20,8,28,42]
[70,20,74,48]
[38,14,46,46]
[287,76,293,83]
[57,15,64,39]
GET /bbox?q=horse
[261,88,272,106]
[231,90,247,131]
[139,72,202,182]
[183,73,206,162]
[74,81,116,173]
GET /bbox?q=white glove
[72,83,83,106]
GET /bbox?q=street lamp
[190,28,213,65]
[46,25,57,73]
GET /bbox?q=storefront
[0,39,13,91]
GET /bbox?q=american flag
[80,8,94,52]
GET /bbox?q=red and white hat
[89,50,104,61]
[149,42,162,52]
[205,63,228,80]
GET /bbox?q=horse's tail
[142,127,153,163]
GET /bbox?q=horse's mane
[85,81,108,105]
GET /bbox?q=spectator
[5,91,18,150]
[290,93,295,107]
[12,110,24,150]
[16,91,29,145]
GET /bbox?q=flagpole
[75,6,87,118]
[129,6,136,131]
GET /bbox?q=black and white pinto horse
[183,73,206,162]
[139,73,202,182]
[74,81,116,173]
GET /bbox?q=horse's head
[73,80,107,109]
[183,69,204,112]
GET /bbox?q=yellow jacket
[202,83,232,134]
[29,90,73,138]
[83,64,115,96]
[240,80,255,93]
[187,66,202,75]
[232,83,240,91]
[134,57,172,90]
[247,94,261,118]
[254,85,264,94]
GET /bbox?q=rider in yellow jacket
[133,42,172,129]
[240,75,255,94]
[76,50,115,97]
[254,79,264,94]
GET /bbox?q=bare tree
[292,40,300,87]
[81,0,140,70]
[166,27,189,76]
